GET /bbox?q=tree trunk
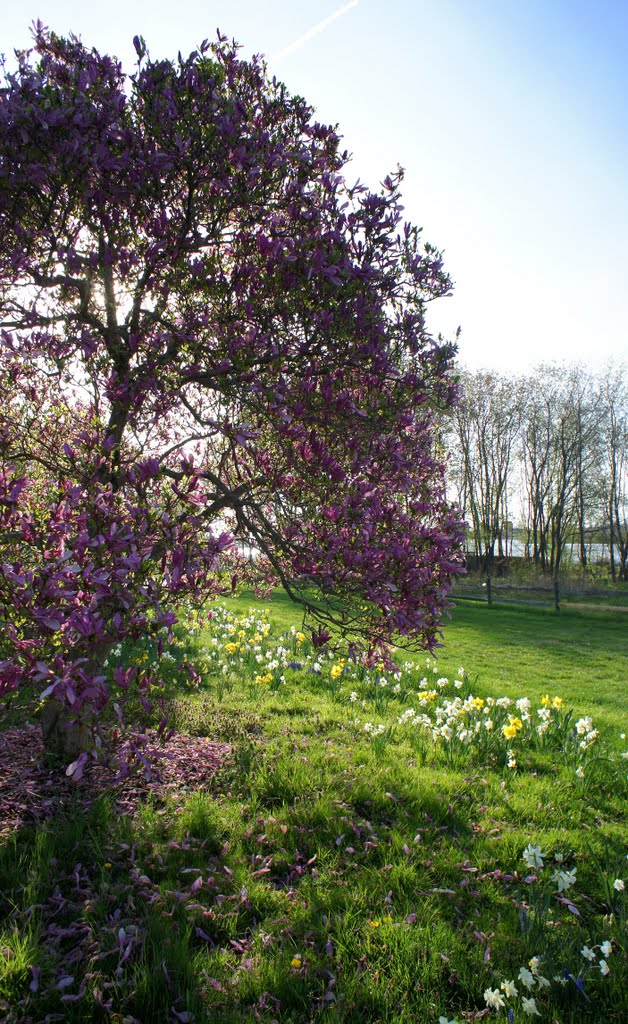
[40,700,95,759]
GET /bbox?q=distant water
[507,539,620,563]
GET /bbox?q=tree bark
[40,700,95,759]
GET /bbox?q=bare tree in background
[601,365,628,581]
[450,371,521,571]
[521,368,579,575]
[449,363,626,582]
[519,366,606,576]
[565,367,605,570]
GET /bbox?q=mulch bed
[0,723,232,838]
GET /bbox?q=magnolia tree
[0,27,464,768]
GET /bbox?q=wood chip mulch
[0,724,231,838]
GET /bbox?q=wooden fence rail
[451,578,626,612]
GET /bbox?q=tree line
[446,364,628,580]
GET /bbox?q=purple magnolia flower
[0,26,464,769]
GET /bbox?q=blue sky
[2,0,626,371]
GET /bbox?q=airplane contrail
[271,0,360,62]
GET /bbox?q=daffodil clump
[193,606,414,704]
[186,611,613,776]
[450,844,627,1023]
[394,684,600,771]
[200,606,279,688]
[444,948,590,1022]
[519,846,622,995]
[483,955,550,1017]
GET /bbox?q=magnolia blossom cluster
[0,26,465,760]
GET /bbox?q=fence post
[486,575,492,607]
[553,577,560,612]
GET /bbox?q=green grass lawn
[434,601,627,733]
[0,596,626,1022]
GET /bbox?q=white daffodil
[483,988,505,1010]
[522,844,546,870]
[575,716,593,735]
[551,867,576,892]
[521,996,541,1017]
[518,967,536,990]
